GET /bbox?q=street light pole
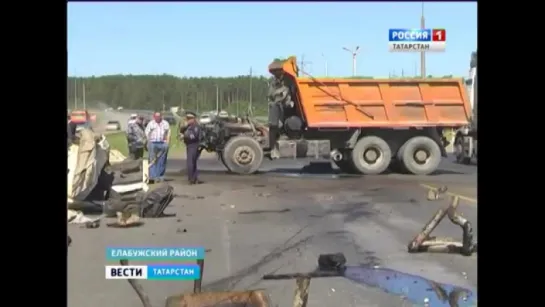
[342,46,360,76]
[420,2,426,78]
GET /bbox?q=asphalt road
[68,156,477,307]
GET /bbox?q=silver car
[106,120,121,131]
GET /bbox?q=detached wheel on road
[350,136,392,175]
[454,136,471,165]
[399,136,441,175]
[221,136,264,174]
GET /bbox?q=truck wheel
[350,136,392,175]
[400,136,441,175]
[454,136,471,165]
[222,136,264,174]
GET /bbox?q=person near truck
[145,112,170,183]
[128,113,138,125]
[179,111,203,184]
[126,115,146,160]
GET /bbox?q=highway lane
[68,155,477,307]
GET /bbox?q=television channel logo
[388,29,446,52]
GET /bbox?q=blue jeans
[148,142,169,180]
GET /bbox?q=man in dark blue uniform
[179,111,203,184]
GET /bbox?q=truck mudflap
[430,128,448,157]
[276,139,331,159]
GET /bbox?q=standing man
[179,111,203,184]
[128,113,138,125]
[145,112,170,183]
[126,115,146,160]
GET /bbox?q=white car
[106,120,121,131]
[199,114,212,124]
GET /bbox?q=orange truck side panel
[271,57,471,129]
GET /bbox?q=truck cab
[454,51,477,164]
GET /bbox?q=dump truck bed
[271,57,471,128]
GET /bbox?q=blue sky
[67,2,477,78]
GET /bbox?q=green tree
[67,75,271,116]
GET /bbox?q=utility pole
[215,84,219,112]
[299,55,312,74]
[321,53,328,76]
[236,87,239,116]
[82,82,86,109]
[162,90,165,112]
[420,2,426,78]
[249,67,253,115]
[342,46,360,76]
[180,91,184,111]
[74,74,78,109]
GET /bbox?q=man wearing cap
[128,113,138,125]
[179,111,203,184]
[145,112,171,183]
[126,115,146,160]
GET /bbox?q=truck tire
[454,136,471,165]
[350,136,392,175]
[221,136,264,174]
[400,136,441,175]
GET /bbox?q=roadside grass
[105,125,185,157]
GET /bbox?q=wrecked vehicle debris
[119,257,273,307]
[408,192,477,256]
[263,253,477,307]
[67,128,175,224]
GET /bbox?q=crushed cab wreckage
[67,128,174,225]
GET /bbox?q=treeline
[67,75,272,116]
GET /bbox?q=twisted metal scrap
[292,277,311,307]
[408,194,477,256]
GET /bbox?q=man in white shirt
[145,112,170,183]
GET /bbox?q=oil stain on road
[343,266,477,306]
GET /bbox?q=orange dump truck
[211,56,471,176]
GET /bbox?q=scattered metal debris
[427,185,448,201]
[408,191,477,256]
[106,212,144,228]
[175,194,205,200]
[84,220,101,229]
[263,253,477,307]
[238,209,291,215]
[255,192,272,198]
[292,277,311,307]
[121,256,271,307]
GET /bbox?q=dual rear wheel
[334,135,441,175]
